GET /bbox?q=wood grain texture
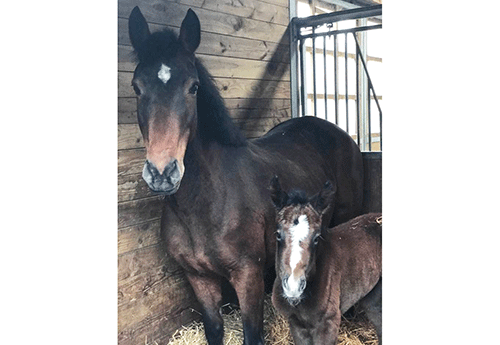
[118,0,288,44]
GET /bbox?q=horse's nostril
[164,159,178,176]
[146,161,161,177]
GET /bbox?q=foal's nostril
[282,276,289,290]
[299,278,307,292]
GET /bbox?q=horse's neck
[173,135,240,206]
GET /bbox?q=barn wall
[117,0,291,344]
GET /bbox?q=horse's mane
[132,29,247,147]
[195,59,247,147]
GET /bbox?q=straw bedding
[166,295,378,345]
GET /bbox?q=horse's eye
[189,82,199,95]
[133,83,141,96]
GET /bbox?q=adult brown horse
[128,7,363,345]
[270,177,382,344]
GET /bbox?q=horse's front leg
[185,273,224,345]
[230,263,265,345]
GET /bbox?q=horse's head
[269,177,336,305]
[128,7,201,194]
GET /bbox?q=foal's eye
[313,235,321,245]
[276,231,282,241]
[189,82,199,95]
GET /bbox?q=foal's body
[270,181,382,345]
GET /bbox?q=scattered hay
[167,295,378,345]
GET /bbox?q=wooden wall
[118,0,291,344]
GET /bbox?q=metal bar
[312,28,317,117]
[299,37,306,117]
[323,35,328,120]
[290,18,299,118]
[368,88,372,151]
[352,35,382,118]
[299,24,382,40]
[379,101,382,150]
[345,32,349,133]
[294,5,381,29]
[355,33,360,147]
[334,34,338,124]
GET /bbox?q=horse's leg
[185,273,224,345]
[230,264,265,345]
[358,278,382,344]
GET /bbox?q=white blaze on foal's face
[158,64,171,84]
[283,214,310,299]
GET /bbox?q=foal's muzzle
[142,159,183,194]
[282,275,307,304]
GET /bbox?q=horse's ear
[269,175,287,209]
[129,6,151,52]
[311,180,337,215]
[179,9,201,54]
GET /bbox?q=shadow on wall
[237,26,291,133]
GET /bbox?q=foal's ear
[311,180,337,215]
[269,175,287,209]
[129,6,151,52]
[179,9,201,54]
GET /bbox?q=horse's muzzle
[142,159,183,194]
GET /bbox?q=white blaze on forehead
[158,64,171,84]
[289,214,310,271]
[283,214,310,299]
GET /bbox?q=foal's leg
[185,273,224,345]
[313,312,341,345]
[288,315,314,345]
[230,264,265,345]
[359,279,382,344]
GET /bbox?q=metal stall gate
[290,5,382,152]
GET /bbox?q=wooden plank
[216,76,290,99]
[119,97,290,124]
[118,124,144,150]
[118,219,161,255]
[119,71,290,99]
[198,0,289,26]
[118,304,200,345]
[118,44,289,81]
[118,21,289,64]
[224,97,290,111]
[118,172,156,202]
[118,147,146,177]
[198,55,289,81]
[118,243,201,344]
[118,0,288,44]
[118,196,163,229]
[118,97,137,124]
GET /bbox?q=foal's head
[270,177,336,305]
[128,7,201,194]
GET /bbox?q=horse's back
[253,116,364,225]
